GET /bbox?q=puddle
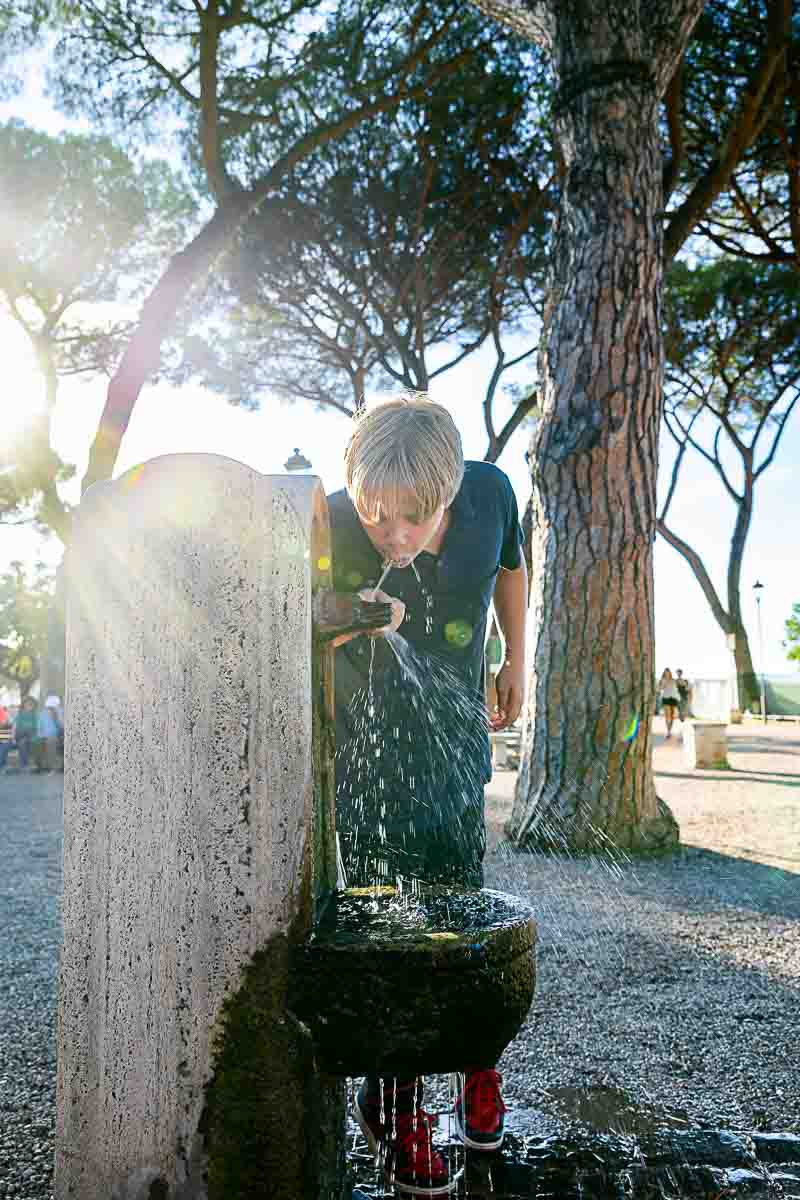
[541,1084,690,1135]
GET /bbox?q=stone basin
[292,885,536,1077]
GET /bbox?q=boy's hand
[490,659,525,731]
[359,588,406,636]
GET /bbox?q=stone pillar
[55,455,342,1200]
[682,720,729,770]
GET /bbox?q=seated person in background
[34,697,62,772]
[13,697,37,771]
[0,704,12,771]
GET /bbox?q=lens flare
[623,714,640,742]
[444,618,473,648]
[122,463,146,490]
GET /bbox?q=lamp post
[753,580,767,725]
[284,448,313,473]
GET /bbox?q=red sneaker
[353,1078,422,1159]
[453,1069,506,1150]
[385,1108,459,1197]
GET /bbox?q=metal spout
[313,591,392,641]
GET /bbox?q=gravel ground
[0,770,61,1200]
[482,718,800,1138]
[1,720,798,1198]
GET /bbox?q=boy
[327,394,528,1197]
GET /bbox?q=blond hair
[344,392,464,522]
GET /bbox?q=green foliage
[183,33,550,411]
[0,419,75,536]
[0,561,53,699]
[659,255,798,713]
[0,120,196,318]
[677,0,800,264]
[0,2,48,98]
[51,0,490,189]
[785,603,800,667]
[664,258,800,431]
[39,0,798,479]
[0,121,196,540]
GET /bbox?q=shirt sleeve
[499,473,525,571]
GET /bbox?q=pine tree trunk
[726,471,758,714]
[733,626,759,713]
[509,31,679,852]
[40,558,67,705]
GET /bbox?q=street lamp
[284,448,313,473]
[753,580,767,725]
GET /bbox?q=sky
[1,61,798,683]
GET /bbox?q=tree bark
[80,192,255,494]
[732,624,759,713]
[725,456,758,712]
[486,3,705,852]
[657,470,760,715]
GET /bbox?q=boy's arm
[491,561,528,731]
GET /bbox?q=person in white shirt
[658,668,681,738]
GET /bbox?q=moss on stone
[203,928,346,1200]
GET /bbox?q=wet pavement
[348,1120,800,1198]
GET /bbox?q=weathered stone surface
[637,1128,756,1167]
[752,1133,800,1164]
[55,456,339,1199]
[682,720,729,769]
[294,886,536,1076]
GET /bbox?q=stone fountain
[54,454,536,1200]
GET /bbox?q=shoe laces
[393,1108,446,1171]
[464,1069,506,1128]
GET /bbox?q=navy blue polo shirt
[328,460,524,771]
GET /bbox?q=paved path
[486,717,800,872]
[652,718,800,873]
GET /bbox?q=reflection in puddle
[541,1083,690,1135]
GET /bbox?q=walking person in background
[675,670,691,720]
[658,669,681,739]
[13,697,37,770]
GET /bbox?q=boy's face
[358,498,447,569]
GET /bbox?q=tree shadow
[656,768,800,788]
[729,743,800,757]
